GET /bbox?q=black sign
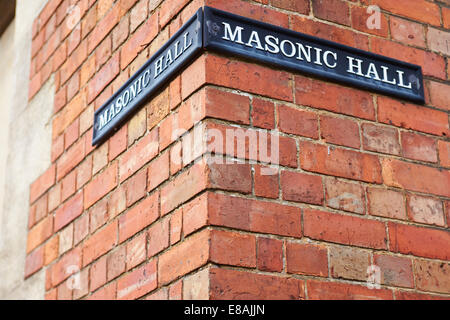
[203,7,424,105]
[92,6,424,145]
[92,9,203,145]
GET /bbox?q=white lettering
[222,22,244,44]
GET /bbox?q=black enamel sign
[92,6,424,145]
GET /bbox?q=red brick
[401,132,437,163]
[51,134,65,163]
[170,208,182,245]
[34,193,48,223]
[76,156,92,190]
[438,140,450,168]
[161,161,208,215]
[44,235,59,266]
[362,123,400,155]
[367,187,406,220]
[88,282,117,300]
[254,165,278,199]
[61,171,76,202]
[371,38,446,80]
[39,0,63,26]
[414,259,450,294]
[120,16,158,69]
[112,14,129,51]
[257,237,283,272]
[28,71,42,100]
[119,192,159,242]
[30,165,56,204]
[183,193,208,236]
[292,16,369,51]
[428,81,450,112]
[210,229,256,268]
[204,87,250,125]
[53,41,68,72]
[83,221,118,266]
[444,7,450,29]
[295,75,374,120]
[350,4,388,37]
[208,161,252,194]
[329,246,370,281]
[169,76,181,110]
[147,152,169,192]
[210,268,305,300]
[60,40,88,85]
[87,3,120,53]
[50,247,82,287]
[304,209,387,249]
[300,141,382,183]
[107,246,126,281]
[313,0,349,25]
[74,213,89,245]
[95,36,112,70]
[57,138,86,181]
[320,115,360,149]
[205,55,293,102]
[126,233,147,270]
[87,53,120,103]
[271,0,309,14]
[281,170,323,205]
[278,105,318,139]
[125,169,147,207]
[206,0,289,28]
[395,290,449,300]
[158,229,210,285]
[307,279,393,300]
[252,98,274,129]
[208,193,302,237]
[374,254,413,288]
[390,16,425,48]
[90,256,107,291]
[119,129,158,182]
[427,28,450,56]
[25,247,44,278]
[109,125,127,161]
[89,198,109,233]
[147,88,168,131]
[53,91,87,139]
[55,192,84,232]
[84,162,118,209]
[117,260,157,300]
[382,158,450,197]
[286,242,328,277]
[325,177,365,214]
[389,222,450,260]
[47,185,61,218]
[407,194,445,227]
[371,0,440,26]
[147,217,169,257]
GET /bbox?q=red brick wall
[26,0,450,300]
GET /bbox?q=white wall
[0,0,53,299]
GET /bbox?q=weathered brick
[390,16,425,48]
[362,123,401,155]
[428,81,450,111]
[271,0,309,14]
[87,53,120,103]
[407,194,445,227]
[367,187,406,220]
[117,260,157,300]
[278,105,318,139]
[414,259,450,294]
[281,170,323,205]
[210,229,256,268]
[30,165,56,204]
[313,0,350,26]
[320,115,360,149]
[300,141,382,183]
[84,162,118,209]
[257,237,283,272]
[374,254,413,288]
[401,132,437,163]
[119,192,159,242]
[389,222,450,260]
[382,158,450,197]
[329,245,370,281]
[107,246,126,281]
[126,232,147,270]
[438,140,450,168]
[427,28,450,56]
[55,191,84,232]
[208,193,302,237]
[210,268,305,300]
[286,242,328,277]
[307,279,393,300]
[325,177,365,214]
[371,0,440,26]
[254,165,278,199]
[251,98,275,130]
[50,247,82,287]
[82,221,118,266]
[125,169,147,207]
[25,246,44,278]
[304,209,387,249]
[147,217,170,257]
[295,75,375,120]
[147,152,170,192]
[90,256,107,291]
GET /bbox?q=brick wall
[26,0,450,300]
